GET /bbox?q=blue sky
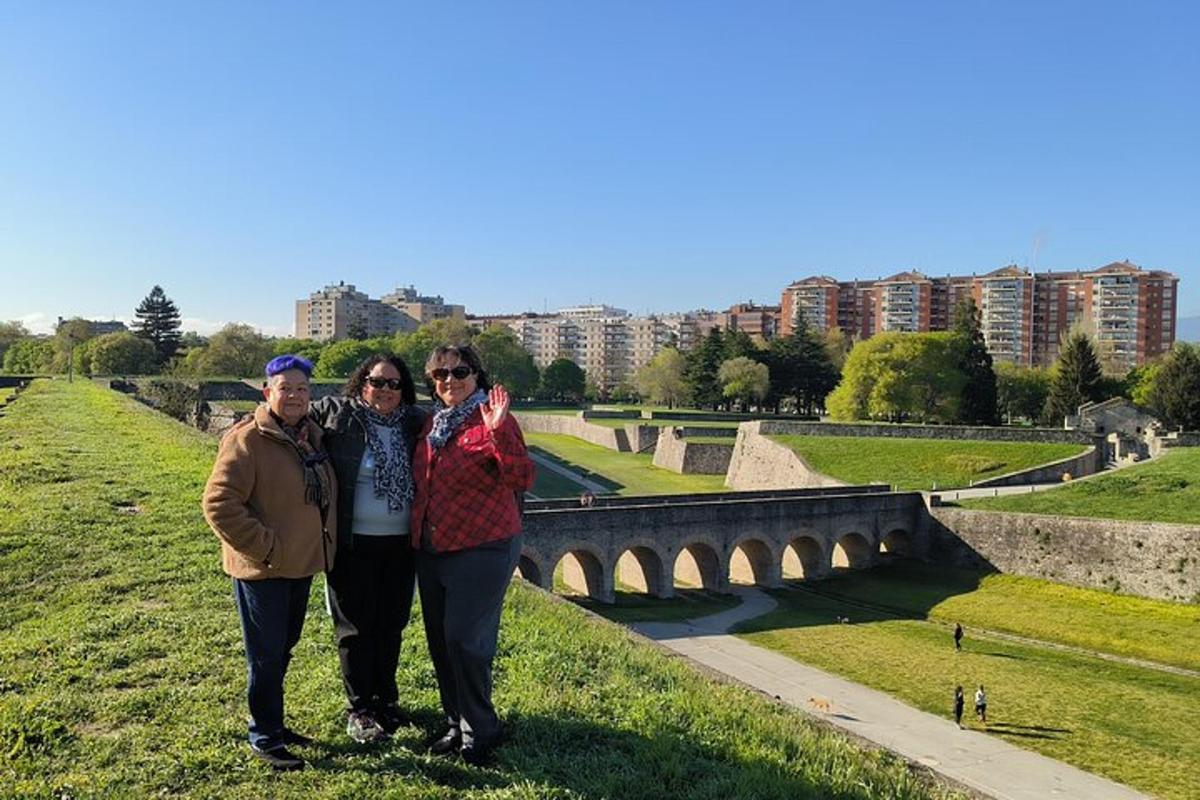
[1,1,1196,335]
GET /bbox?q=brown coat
[202,405,337,580]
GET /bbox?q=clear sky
[1,1,1196,336]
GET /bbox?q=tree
[0,321,30,364]
[1145,343,1200,430]
[1043,329,1104,425]
[951,298,999,425]
[995,363,1051,423]
[314,339,377,380]
[540,358,586,403]
[53,318,95,377]
[764,315,839,415]
[636,347,688,408]
[185,323,275,377]
[394,318,476,376]
[2,338,54,374]
[132,285,183,364]
[271,337,326,364]
[473,324,539,398]
[824,328,851,372]
[827,332,967,423]
[722,328,757,361]
[87,332,159,375]
[685,327,726,409]
[718,356,769,410]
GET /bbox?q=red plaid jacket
[410,409,535,553]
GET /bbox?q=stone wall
[971,447,1102,487]
[625,424,659,453]
[514,412,631,451]
[651,428,734,475]
[725,426,849,490]
[755,419,1095,445]
[927,507,1200,603]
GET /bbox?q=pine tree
[685,327,726,409]
[952,298,999,425]
[1043,329,1103,425]
[132,285,182,364]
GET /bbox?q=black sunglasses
[429,366,474,381]
[366,377,404,390]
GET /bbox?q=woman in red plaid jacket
[410,343,535,767]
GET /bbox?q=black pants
[327,535,416,712]
[416,535,521,746]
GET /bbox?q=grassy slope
[525,432,728,495]
[962,446,1200,525]
[733,567,1200,800]
[770,435,1087,490]
[0,381,955,800]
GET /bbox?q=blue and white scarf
[428,388,488,451]
[356,402,414,511]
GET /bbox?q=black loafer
[429,727,461,756]
[251,744,305,771]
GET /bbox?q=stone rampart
[651,428,734,475]
[725,425,849,490]
[626,424,659,453]
[755,419,1095,445]
[926,507,1200,603]
[970,447,1102,487]
[515,412,631,451]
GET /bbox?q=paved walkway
[632,587,1149,800]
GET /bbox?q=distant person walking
[974,685,988,724]
[202,355,336,771]
[954,622,963,651]
[954,685,965,728]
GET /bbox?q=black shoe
[283,729,314,747]
[428,727,461,757]
[251,744,305,771]
[374,703,409,735]
[461,729,503,767]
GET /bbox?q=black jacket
[309,395,428,551]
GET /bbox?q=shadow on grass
[988,721,1072,735]
[571,587,740,624]
[527,446,624,494]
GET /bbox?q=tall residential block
[296,282,459,341]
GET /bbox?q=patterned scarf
[272,413,333,512]
[357,402,414,511]
[428,388,488,450]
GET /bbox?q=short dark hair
[343,354,417,406]
[424,344,491,397]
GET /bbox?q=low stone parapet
[515,412,631,451]
[756,418,1095,445]
[652,427,734,475]
[970,446,1102,487]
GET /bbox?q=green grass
[0,387,16,403]
[213,399,262,412]
[769,435,1088,490]
[734,566,1200,800]
[583,418,739,430]
[0,380,958,800]
[576,590,740,625]
[526,433,729,495]
[962,446,1200,525]
[527,464,592,499]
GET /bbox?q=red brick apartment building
[780,261,1178,368]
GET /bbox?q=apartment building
[778,260,1179,368]
[295,282,457,341]
[723,303,781,342]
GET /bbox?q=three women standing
[310,355,426,743]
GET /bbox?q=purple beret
[265,354,314,378]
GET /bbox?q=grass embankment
[0,380,956,800]
[962,446,1200,525]
[525,432,728,495]
[769,435,1087,490]
[731,563,1200,800]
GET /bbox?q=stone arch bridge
[517,487,927,603]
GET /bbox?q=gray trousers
[416,534,520,745]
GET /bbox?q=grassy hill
[0,380,956,799]
[525,432,728,496]
[962,446,1200,525]
[769,435,1087,490]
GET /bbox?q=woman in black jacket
[310,354,427,743]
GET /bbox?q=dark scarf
[428,389,488,450]
[270,411,333,511]
[355,401,414,511]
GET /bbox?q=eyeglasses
[429,366,474,381]
[366,377,404,390]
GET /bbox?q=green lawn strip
[735,589,1200,800]
[583,418,739,430]
[0,380,957,800]
[525,433,729,495]
[212,399,262,412]
[962,446,1200,525]
[528,463,593,499]
[769,435,1087,490]
[803,562,1200,672]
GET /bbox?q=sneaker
[428,726,461,756]
[374,703,409,735]
[251,744,305,771]
[346,710,387,744]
